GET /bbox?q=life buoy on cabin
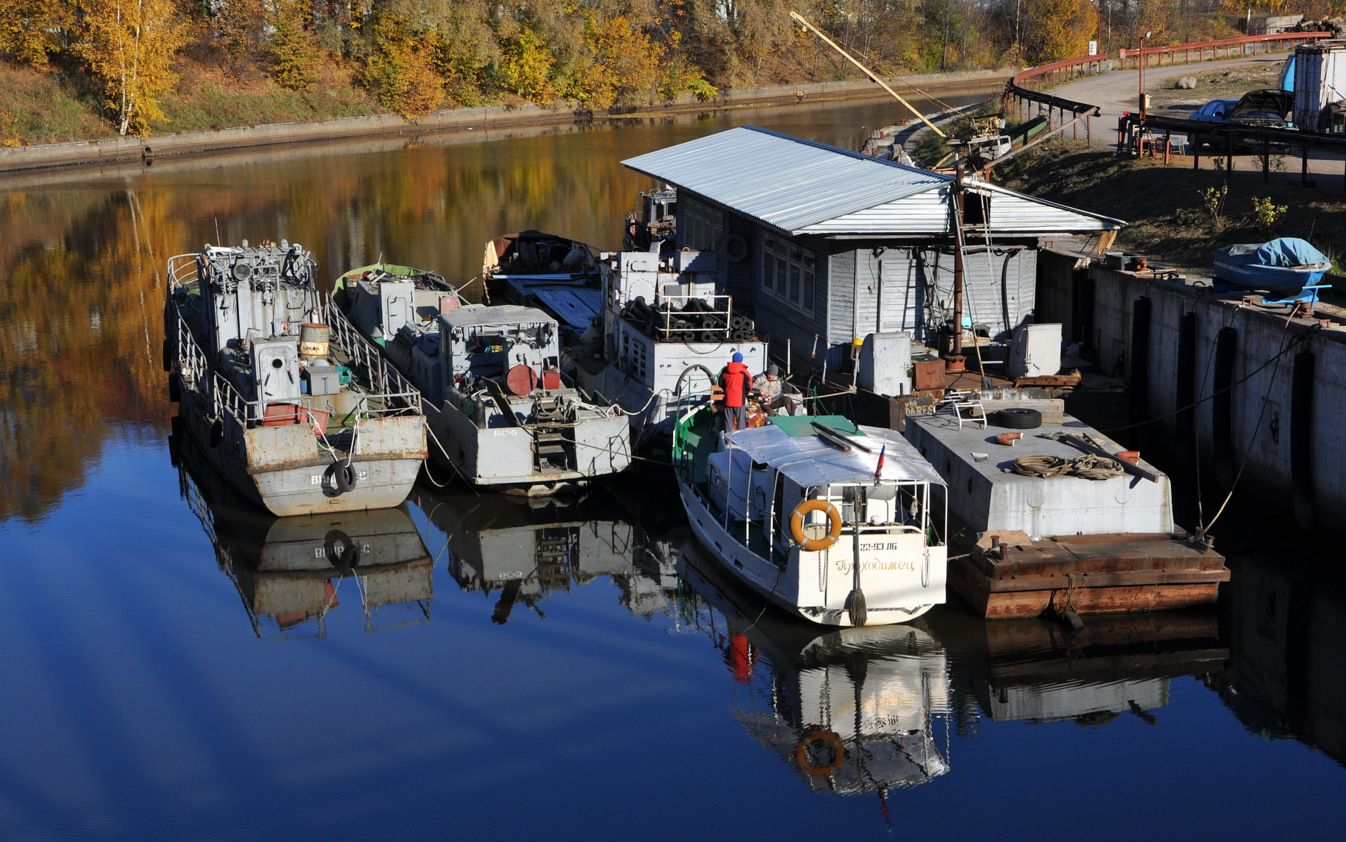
[790,499,842,551]
[794,730,845,777]
[724,233,750,264]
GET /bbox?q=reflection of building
[172,425,433,639]
[412,486,681,623]
[678,541,951,798]
[1216,551,1346,765]
[932,610,1227,726]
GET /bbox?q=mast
[946,168,967,372]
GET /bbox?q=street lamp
[1138,30,1152,120]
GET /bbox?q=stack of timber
[904,398,1229,618]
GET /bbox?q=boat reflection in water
[171,424,434,639]
[412,485,683,624]
[677,540,952,800]
[932,609,1227,726]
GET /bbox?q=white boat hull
[678,477,944,627]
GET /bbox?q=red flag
[874,444,886,480]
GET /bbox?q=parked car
[1228,89,1295,128]
[1186,98,1240,150]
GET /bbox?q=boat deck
[906,408,1229,619]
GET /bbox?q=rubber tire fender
[995,407,1042,429]
[790,498,842,552]
[332,461,357,494]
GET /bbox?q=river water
[1,93,1343,840]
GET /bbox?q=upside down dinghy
[673,404,948,627]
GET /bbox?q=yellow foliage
[73,0,187,136]
[0,0,70,66]
[573,14,664,110]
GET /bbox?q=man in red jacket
[719,351,751,432]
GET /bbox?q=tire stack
[620,296,756,343]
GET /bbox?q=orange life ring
[794,730,845,777]
[790,498,842,551]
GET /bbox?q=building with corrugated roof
[621,126,1124,372]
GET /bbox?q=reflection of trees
[0,133,653,521]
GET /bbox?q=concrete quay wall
[1039,248,1346,537]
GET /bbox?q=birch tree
[74,0,186,136]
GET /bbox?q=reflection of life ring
[724,233,750,264]
[794,730,845,777]
[790,499,842,551]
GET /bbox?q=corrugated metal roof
[622,126,1124,236]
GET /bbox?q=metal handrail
[321,294,423,414]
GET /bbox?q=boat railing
[320,293,423,415]
[167,253,199,291]
[650,294,733,338]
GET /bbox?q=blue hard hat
[732,352,743,363]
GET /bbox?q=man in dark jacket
[719,351,751,431]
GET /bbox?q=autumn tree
[361,3,445,119]
[73,0,188,136]
[1020,0,1096,64]
[269,0,320,90]
[500,25,556,100]
[0,0,71,66]
[570,13,664,109]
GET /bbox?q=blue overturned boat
[1211,237,1332,305]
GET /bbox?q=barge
[904,399,1229,618]
[333,262,633,494]
[164,243,427,516]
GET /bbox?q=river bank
[0,69,1011,176]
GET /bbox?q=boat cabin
[399,304,563,417]
[621,126,1124,377]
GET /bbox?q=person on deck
[719,352,751,432]
[752,363,782,411]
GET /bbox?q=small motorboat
[1211,237,1332,305]
[672,404,948,627]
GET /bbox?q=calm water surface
[2,94,1344,840]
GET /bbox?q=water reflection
[677,540,951,800]
[412,484,683,624]
[932,610,1227,726]
[171,425,433,638]
[0,91,991,525]
[1216,547,1346,766]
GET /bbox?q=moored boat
[575,248,774,459]
[903,399,1230,618]
[1211,237,1332,304]
[672,403,948,627]
[164,242,427,516]
[333,262,633,494]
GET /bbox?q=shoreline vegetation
[0,68,1009,175]
[0,0,1269,165]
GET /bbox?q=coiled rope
[1010,453,1124,480]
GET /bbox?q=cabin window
[682,197,723,251]
[762,234,814,315]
